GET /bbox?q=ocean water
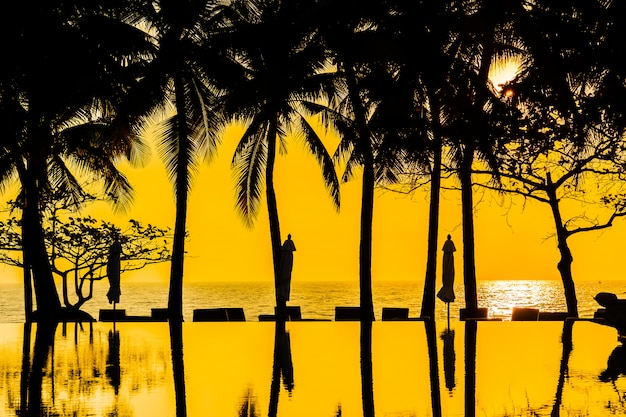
[0,279,622,323]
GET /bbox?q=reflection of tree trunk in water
[361,321,375,417]
[425,320,442,417]
[269,319,294,417]
[551,319,574,417]
[27,322,57,417]
[464,320,477,417]
[20,323,32,414]
[269,320,283,417]
[169,321,187,417]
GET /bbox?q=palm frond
[157,114,199,195]
[297,115,340,210]
[232,125,268,226]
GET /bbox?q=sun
[489,57,521,92]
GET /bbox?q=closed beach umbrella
[277,234,296,305]
[106,239,122,305]
[437,234,456,303]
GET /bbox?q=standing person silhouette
[277,234,296,315]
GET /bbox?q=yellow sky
[60,118,626,285]
[0,59,622,286]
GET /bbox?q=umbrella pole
[113,301,117,332]
[447,302,450,330]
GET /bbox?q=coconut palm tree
[372,0,461,319]
[301,0,402,321]
[123,0,226,322]
[0,0,150,322]
[437,0,522,314]
[213,0,340,308]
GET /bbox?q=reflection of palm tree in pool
[361,321,374,417]
[269,320,295,417]
[426,320,443,417]
[20,323,32,415]
[169,321,188,417]
[26,322,58,416]
[465,320,477,417]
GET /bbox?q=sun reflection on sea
[480,280,568,319]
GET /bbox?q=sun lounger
[193,308,246,322]
[382,307,409,320]
[511,307,540,321]
[335,306,361,321]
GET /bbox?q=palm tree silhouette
[309,0,403,321]
[442,0,517,314]
[0,1,148,322]
[122,0,225,321]
[215,0,339,307]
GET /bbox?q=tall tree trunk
[455,2,495,317]
[359,158,376,321]
[266,118,283,307]
[168,76,191,323]
[23,245,33,322]
[460,146,478,311]
[20,159,62,322]
[421,92,443,319]
[546,173,578,317]
[343,62,375,321]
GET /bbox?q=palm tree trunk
[23,239,33,322]
[343,62,375,321]
[266,117,283,307]
[20,159,62,322]
[359,158,376,321]
[168,76,191,322]
[460,146,478,311]
[545,173,578,317]
[421,93,443,319]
